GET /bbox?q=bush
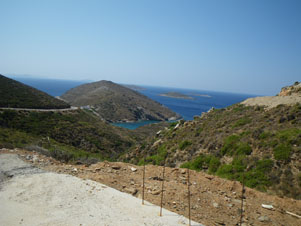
[179,140,192,150]
[180,154,220,173]
[146,144,167,165]
[221,135,240,155]
[169,121,178,129]
[232,104,246,112]
[208,156,221,173]
[216,164,234,179]
[276,128,301,145]
[274,144,292,161]
[195,127,203,136]
[236,142,252,155]
[297,173,301,187]
[232,117,251,128]
[259,131,273,139]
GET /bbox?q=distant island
[159,92,194,100]
[189,93,212,98]
[122,84,146,91]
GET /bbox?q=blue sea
[11,77,256,129]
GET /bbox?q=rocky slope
[123,83,301,199]
[0,75,70,109]
[242,81,301,109]
[61,80,180,122]
[279,81,301,96]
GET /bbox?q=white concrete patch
[0,154,204,226]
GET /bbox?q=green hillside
[0,107,169,163]
[0,109,134,161]
[0,75,70,109]
[124,102,301,199]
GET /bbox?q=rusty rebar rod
[159,158,166,216]
[142,157,146,205]
[239,174,245,226]
[187,168,191,226]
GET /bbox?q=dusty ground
[0,153,201,226]
[1,148,301,226]
[241,94,301,109]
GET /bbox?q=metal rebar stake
[142,157,145,205]
[239,174,245,226]
[187,168,191,226]
[159,158,166,216]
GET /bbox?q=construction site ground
[1,148,300,226]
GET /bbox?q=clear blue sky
[0,0,300,95]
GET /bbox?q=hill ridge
[61,80,180,122]
[0,75,70,109]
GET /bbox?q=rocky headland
[61,81,180,122]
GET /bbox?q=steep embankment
[124,83,301,199]
[61,80,180,122]
[0,75,70,109]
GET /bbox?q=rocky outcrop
[278,82,301,96]
[242,82,301,109]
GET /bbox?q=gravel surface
[0,154,203,226]
[241,95,301,109]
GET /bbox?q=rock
[72,168,78,172]
[205,175,213,180]
[215,220,225,225]
[124,188,138,195]
[233,199,241,204]
[32,155,39,162]
[152,190,161,195]
[26,155,32,160]
[153,139,162,147]
[180,169,186,174]
[258,215,270,222]
[150,176,163,181]
[213,202,219,208]
[130,167,137,172]
[112,165,121,170]
[261,204,274,210]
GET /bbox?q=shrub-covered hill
[123,103,301,199]
[0,108,170,163]
[61,80,180,122]
[0,109,137,161]
[0,75,70,109]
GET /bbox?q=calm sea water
[12,77,256,129]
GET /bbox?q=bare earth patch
[0,153,201,226]
[1,149,301,226]
[242,95,301,109]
